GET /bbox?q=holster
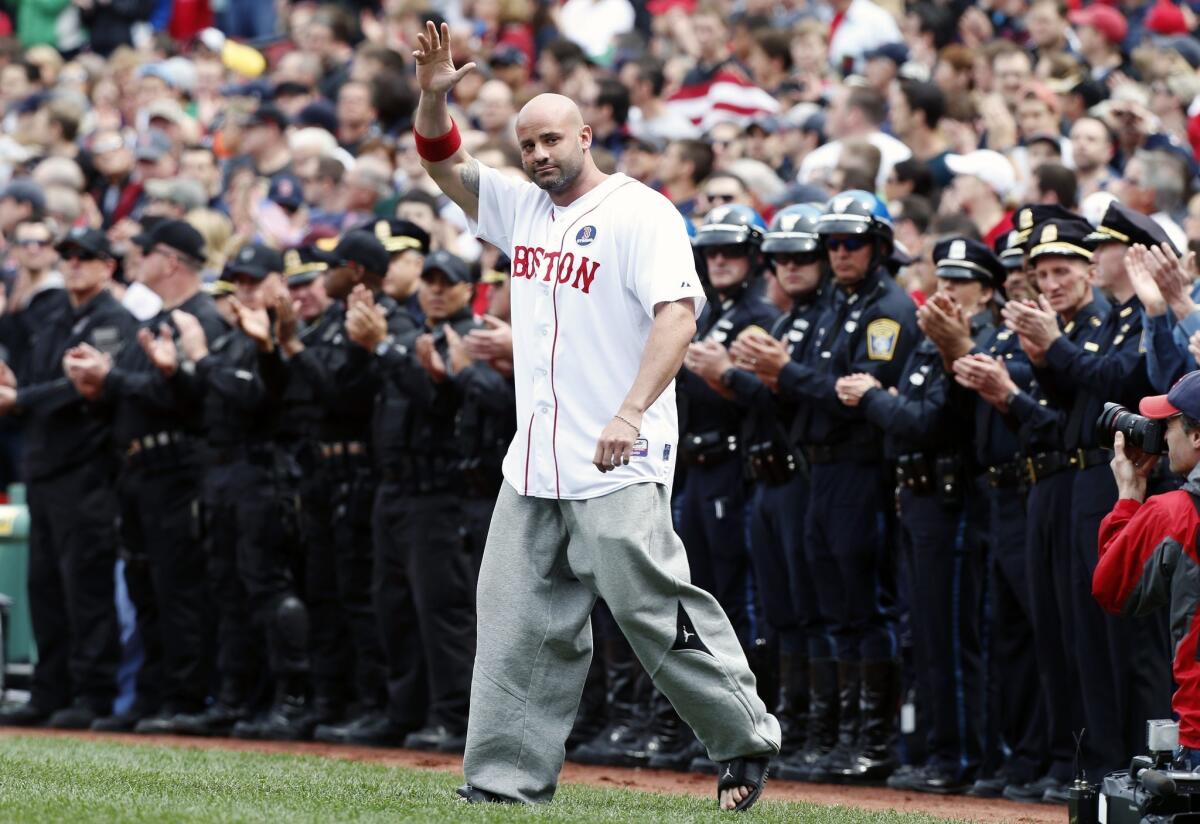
[745,440,798,485]
[680,430,737,466]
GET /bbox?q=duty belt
[126,430,189,456]
[1071,447,1111,470]
[985,459,1027,489]
[318,441,368,459]
[804,442,879,465]
[1026,451,1073,484]
[680,430,737,466]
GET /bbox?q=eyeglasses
[824,237,870,252]
[770,252,821,266]
[704,193,737,204]
[702,245,750,260]
[15,239,50,248]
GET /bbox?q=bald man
[411,22,780,812]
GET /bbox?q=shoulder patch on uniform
[866,318,901,362]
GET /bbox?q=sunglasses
[702,245,750,260]
[16,239,50,248]
[824,237,870,252]
[770,252,821,266]
[62,249,104,262]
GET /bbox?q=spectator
[580,78,630,156]
[886,158,935,202]
[798,85,911,190]
[238,104,293,181]
[336,80,380,156]
[1033,162,1078,209]
[826,0,904,76]
[658,138,714,220]
[558,0,635,64]
[945,150,1016,245]
[1069,116,1118,200]
[1068,4,1130,83]
[890,80,952,188]
[1115,149,1190,252]
[624,57,700,141]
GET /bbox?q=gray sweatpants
[463,481,781,803]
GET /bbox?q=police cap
[934,236,1007,288]
[1085,200,1179,253]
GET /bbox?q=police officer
[290,231,417,746]
[983,216,1109,797]
[0,228,136,729]
[375,218,431,323]
[722,204,835,777]
[1007,209,1168,787]
[847,237,1001,793]
[61,220,226,734]
[677,204,781,644]
[267,246,349,728]
[739,190,918,784]
[352,249,502,752]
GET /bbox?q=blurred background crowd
[0,0,1198,809]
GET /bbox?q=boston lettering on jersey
[510,245,601,294]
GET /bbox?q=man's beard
[527,157,582,193]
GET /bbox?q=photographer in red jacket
[1095,370,1200,764]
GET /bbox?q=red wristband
[414,119,462,163]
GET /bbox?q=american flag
[666,63,780,132]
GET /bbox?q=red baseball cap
[1069,4,1129,44]
[1146,0,1190,35]
[1140,371,1200,419]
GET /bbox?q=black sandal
[455,784,520,804]
[716,756,769,812]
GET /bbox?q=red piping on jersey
[522,411,535,495]
[545,180,636,498]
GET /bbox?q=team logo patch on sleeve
[866,318,901,361]
[576,225,597,246]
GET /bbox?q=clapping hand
[63,343,112,399]
[137,323,179,377]
[835,372,882,406]
[171,310,209,363]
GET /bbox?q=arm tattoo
[460,160,480,196]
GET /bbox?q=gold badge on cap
[1019,209,1032,229]
[949,239,966,259]
[375,220,390,242]
[1042,224,1058,243]
[284,249,300,271]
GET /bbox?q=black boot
[568,636,648,767]
[235,677,313,741]
[776,653,809,755]
[643,689,702,771]
[171,675,253,737]
[777,658,838,781]
[805,659,859,783]
[566,653,608,754]
[840,658,900,784]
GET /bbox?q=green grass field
[0,735,971,824]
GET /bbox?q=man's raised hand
[413,21,476,96]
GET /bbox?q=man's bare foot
[719,785,751,810]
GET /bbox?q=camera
[1096,402,1168,455]
[1083,720,1200,823]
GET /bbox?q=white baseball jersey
[470,165,706,500]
